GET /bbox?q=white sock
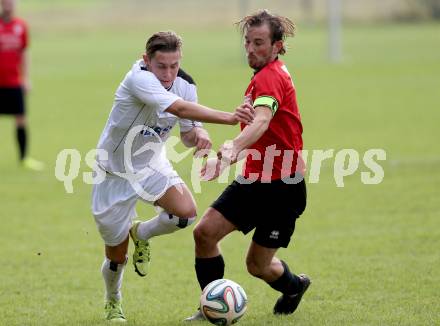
[101,257,126,301]
[137,210,196,240]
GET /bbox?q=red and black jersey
[241,58,304,181]
[0,17,28,87]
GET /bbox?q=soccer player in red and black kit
[186,10,310,321]
[0,0,43,170]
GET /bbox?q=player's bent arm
[166,99,237,125]
[232,106,272,153]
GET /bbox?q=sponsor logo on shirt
[140,125,172,137]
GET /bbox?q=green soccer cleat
[105,299,126,322]
[22,157,45,171]
[129,220,151,277]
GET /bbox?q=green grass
[0,3,439,325]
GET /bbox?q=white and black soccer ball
[200,279,248,326]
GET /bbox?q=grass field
[0,2,439,325]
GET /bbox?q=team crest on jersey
[13,24,23,35]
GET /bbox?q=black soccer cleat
[273,274,311,315]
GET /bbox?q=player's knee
[109,255,127,265]
[171,204,197,220]
[193,223,205,242]
[106,245,128,264]
[15,115,26,127]
[193,223,214,247]
[246,259,265,279]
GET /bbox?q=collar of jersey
[253,57,279,75]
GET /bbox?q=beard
[247,55,269,71]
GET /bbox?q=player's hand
[231,103,254,125]
[193,128,212,158]
[200,158,223,181]
[23,80,32,93]
[217,141,240,164]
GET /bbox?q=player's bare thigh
[155,183,197,218]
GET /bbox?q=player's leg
[15,114,27,162]
[192,180,253,292]
[193,207,236,289]
[248,178,309,315]
[0,87,39,168]
[246,241,310,315]
[92,176,136,321]
[246,242,310,314]
[245,241,282,281]
[246,243,306,308]
[185,207,236,322]
[129,182,197,277]
[134,183,197,241]
[14,87,44,170]
[248,182,310,314]
[102,237,129,322]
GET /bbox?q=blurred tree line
[413,0,440,19]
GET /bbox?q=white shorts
[91,163,183,246]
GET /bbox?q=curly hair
[237,9,296,55]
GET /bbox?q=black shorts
[0,87,25,115]
[211,177,307,248]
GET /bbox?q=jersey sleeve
[252,69,284,116]
[131,70,180,113]
[178,83,203,132]
[22,21,28,50]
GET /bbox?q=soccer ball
[200,279,248,326]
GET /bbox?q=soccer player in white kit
[92,31,254,322]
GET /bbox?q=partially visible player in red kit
[186,9,310,321]
[0,0,44,170]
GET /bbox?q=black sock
[16,126,27,161]
[195,255,225,290]
[268,260,302,295]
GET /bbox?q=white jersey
[96,60,201,173]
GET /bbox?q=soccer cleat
[184,308,206,322]
[104,299,126,322]
[129,220,151,277]
[273,274,311,315]
[22,157,45,171]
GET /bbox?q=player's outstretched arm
[219,106,273,163]
[201,106,272,181]
[166,99,254,125]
